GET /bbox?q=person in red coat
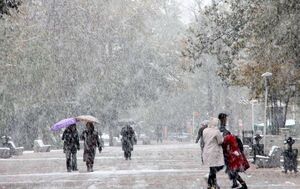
[223,133,249,189]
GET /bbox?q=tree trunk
[207,73,213,116]
[270,89,291,135]
[109,124,113,146]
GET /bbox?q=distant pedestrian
[121,125,137,160]
[252,134,264,163]
[218,113,249,189]
[1,135,13,157]
[202,117,224,189]
[195,120,209,164]
[62,124,80,172]
[80,122,103,172]
[155,125,163,143]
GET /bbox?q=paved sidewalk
[0,143,299,189]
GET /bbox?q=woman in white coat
[202,117,224,189]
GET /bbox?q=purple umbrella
[51,118,77,131]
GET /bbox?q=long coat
[120,126,137,152]
[62,129,80,153]
[223,134,249,172]
[202,127,224,167]
[80,130,102,164]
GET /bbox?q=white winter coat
[202,126,224,167]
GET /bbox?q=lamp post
[250,99,258,132]
[262,72,272,154]
[289,83,296,120]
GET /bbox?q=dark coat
[62,129,80,153]
[195,125,208,150]
[121,126,137,152]
[80,130,102,164]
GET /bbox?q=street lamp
[250,99,258,132]
[289,83,296,120]
[262,72,272,154]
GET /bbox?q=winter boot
[240,183,248,189]
[231,183,239,188]
[231,180,239,188]
[87,164,91,172]
[72,160,78,171]
[128,152,131,160]
[67,164,72,172]
[208,186,217,189]
[212,178,220,189]
[124,152,128,160]
[72,163,78,171]
[66,158,71,172]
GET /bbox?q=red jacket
[223,134,249,172]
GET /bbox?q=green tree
[183,0,300,134]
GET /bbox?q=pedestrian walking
[218,113,249,189]
[121,125,137,160]
[80,122,103,172]
[195,120,209,164]
[155,125,163,143]
[202,117,224,189]
[62,124,80,172]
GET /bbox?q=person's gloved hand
[77,147,80,151]
[99,147,102,153]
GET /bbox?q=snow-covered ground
[0,142,299,189]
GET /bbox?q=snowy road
[0,143,299,189]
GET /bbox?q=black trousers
[228,170,245,186]
[124,151,132,159]
[65,151,77,171]
[208,166,224,187]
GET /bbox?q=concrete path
[0,143,299,189]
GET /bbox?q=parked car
[176,133,191,142]
[168,132,191,142]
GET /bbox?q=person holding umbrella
[80,122,103,172]
[62,124,80,172]
[120,124,137,160]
